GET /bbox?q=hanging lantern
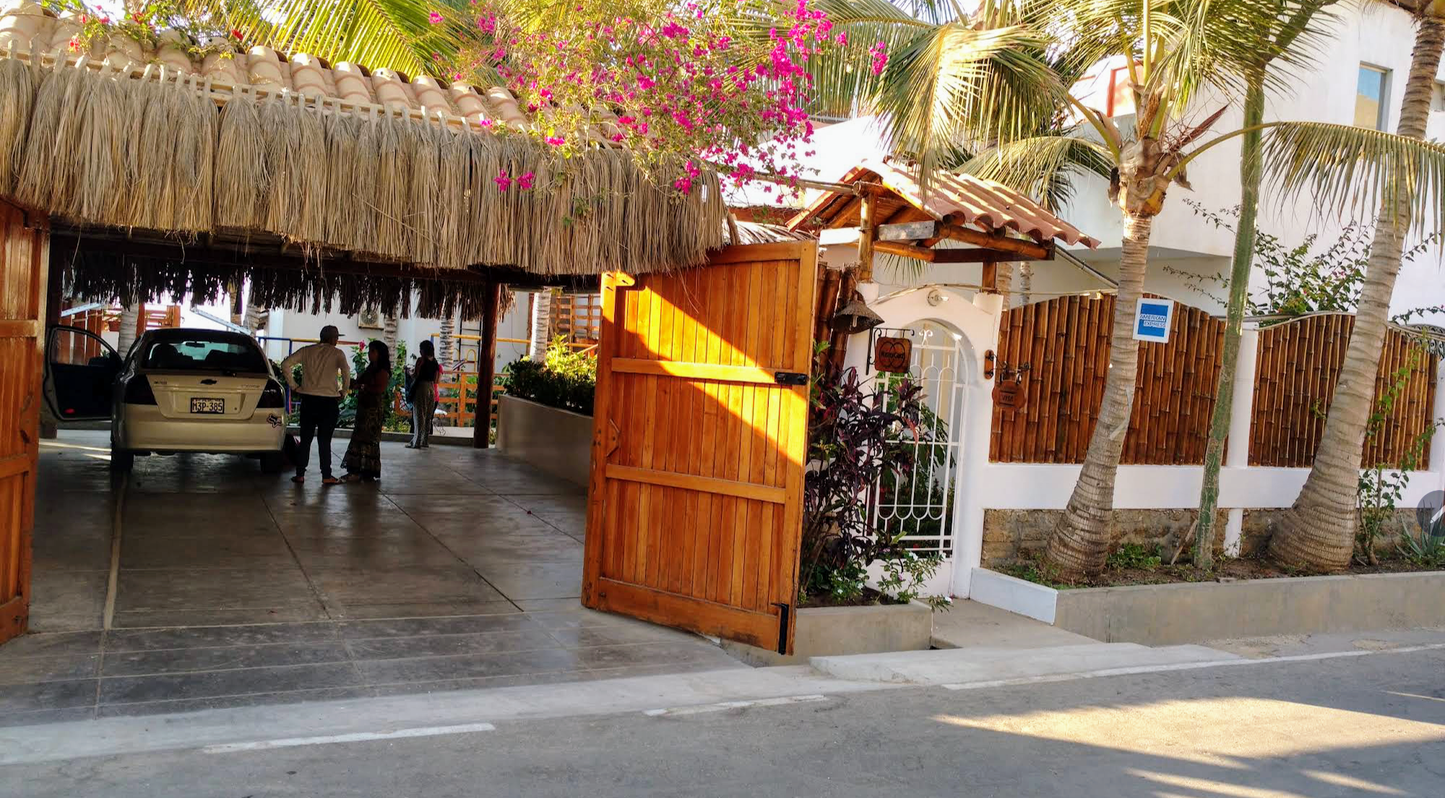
[830,297,883,335]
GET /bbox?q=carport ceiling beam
[49,235,599,290]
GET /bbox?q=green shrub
[503,337,596,414]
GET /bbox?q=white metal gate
[865,321,968,554]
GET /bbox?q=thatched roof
[0,3,727,281]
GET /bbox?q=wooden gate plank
[582,243,817,654]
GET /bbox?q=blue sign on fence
[1133,297,1175,343]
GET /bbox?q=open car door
[44,325,122,422]
[582,242,818,655]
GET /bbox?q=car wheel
[260,451,287,473]
[110,445,133,472]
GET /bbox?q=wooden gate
[0,202,48,645]
[582,242,818,654]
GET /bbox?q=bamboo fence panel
[989,295,1225,464]
[1248,314,1438,468]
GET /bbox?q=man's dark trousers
[296,394,340,479]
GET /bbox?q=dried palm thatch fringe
[0,50,35,196]
[61,248,499,322]
[5,54,728,278]
[215,84,265,230]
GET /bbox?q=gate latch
[773,371,808,387]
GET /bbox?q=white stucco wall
[261,292,532,371]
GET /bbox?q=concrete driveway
[1,430,742,725]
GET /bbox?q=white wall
[853,284,1445,598]
[262,292,532,371]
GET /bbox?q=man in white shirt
[280,325,352,485]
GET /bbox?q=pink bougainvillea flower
[544,135,566,146]
[428,10,443,24]
[494,170,512,190]
[518,172,535,190]
[67,36,80,52]
[869,41,888,76]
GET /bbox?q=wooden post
[856,193,877,283]
[827,267,858,375]
[981,261,999,293]
[474,280,502,449]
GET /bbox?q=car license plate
[190,397,225,414]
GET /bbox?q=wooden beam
[874,241,1019,264]
[981,261,999,293]
[857,193,878,283]
[938,224,1052,260]
[876,221,937,242]
[474,280,502,449]
[874,240,936,261]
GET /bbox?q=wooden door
[0,201,48,645]
[582,242,818,654]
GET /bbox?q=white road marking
[643,694,828,717]
[201,722,496,754]
[941,642,1445,690]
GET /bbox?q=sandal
[322,476,341,485]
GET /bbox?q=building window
[1432,81,1445,113]
[1354,65,1390,131]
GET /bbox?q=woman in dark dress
[407,339,442,449]
[341,340,390,483]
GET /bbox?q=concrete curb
[809,643,1241,685]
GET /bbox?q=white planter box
[971,566,1445,645]
[720,601,934,666]
[496,394,592,487]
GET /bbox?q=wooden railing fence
[989,295,1225,465]
[1249,314,1437,468]
[551,292,601,345]
[392,369,507,429]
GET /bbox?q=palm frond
[1260,121,1445,237]
[872,21,1062,182]
[180,0,448,77]
[959,132,1113,212]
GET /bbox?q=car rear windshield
[142,336,268,373]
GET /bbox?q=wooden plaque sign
[873,336,912,373]
[993,380,1028,411]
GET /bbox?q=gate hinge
[772,602,792,655]
[773,371,808,387]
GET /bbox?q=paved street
[3,642,1443,797]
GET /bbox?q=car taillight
[258,380,285,408]
[123,377,156,405]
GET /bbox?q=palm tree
[1190,0,1339,569]
[1269,1,1445,571]
[820,0,1445,577]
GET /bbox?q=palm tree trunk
[1270,17,1445,571]
[1019,263,1032,306]
[1192,72,1266,568]
[439,311,456,369]
[996,262,1014,312]
[1046,213,1153,577]
[382,314,399,359]
[116,304,140,357]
